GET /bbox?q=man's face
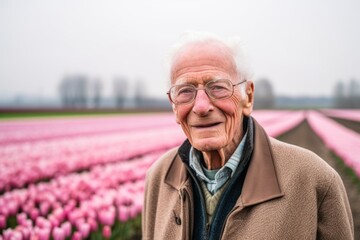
[170,41,248,152]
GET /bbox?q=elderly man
[142,32,353,239]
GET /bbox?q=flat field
[0,109,359,239]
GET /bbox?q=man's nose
[192,89,214,115]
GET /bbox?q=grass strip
[331,152,360,193]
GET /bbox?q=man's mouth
[193,122,221,128]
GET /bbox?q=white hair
[165,31,253,96]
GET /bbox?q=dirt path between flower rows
[279,120,360,239]
[332,117,360,134]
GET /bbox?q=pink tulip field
[321,109,360,122]
[307,111,360,178]
[0,110,359,240]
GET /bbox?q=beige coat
[142,120,354,239]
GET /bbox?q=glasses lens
[171,85,196,104]
[206,79,233,99]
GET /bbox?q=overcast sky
[0,0,359,101]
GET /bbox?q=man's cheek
[172,105,181,124]
[174,107,188,125]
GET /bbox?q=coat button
[173,210,182,225]
[175,216,182,225]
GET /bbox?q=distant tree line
[113,77,147,108]
[58,75,102,108]
[58,75,147,108]
[333,79,360,108]
[253,78,360,109]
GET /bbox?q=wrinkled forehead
[170,41,238,83]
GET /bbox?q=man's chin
[192,138,225,152]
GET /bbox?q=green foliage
[90,216,142,240]
[110,216,142,240]
[2,215,142,240]
[6,216,17,229]
[331,153,360,192]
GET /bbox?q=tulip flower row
[321,109,360,122]
[0,110,302,146]
[0,113,177,145]
[255,111,305,137]
[252,110,294,124]
[0,151,164,240]
[307,111,360,177]
[0,126,185,192]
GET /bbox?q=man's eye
[210,85,227,91]
[178,88,194,95]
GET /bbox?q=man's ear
[242,81,254,116]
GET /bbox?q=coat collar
[164,116,284,207]
[240,119,284,206]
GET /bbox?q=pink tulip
[128,205,138,219]
[61,221,72,238]
[74,218,85,232]
[2,229,13,240]
[98,208,115,226]
[118,206,129,222]
[68,211,82,225]
[30,209,39,221]
[102,225,111,239]
[9,200,20,215]
[133,198,143,214]
[21,219,33,228]
[78,222,90,239]
[63,202,76,217]
[51,202,62,211]
[52,227,65,240]
[83,209,96,220]
[18,226,31,240]
[16,213,27,225]
[30,232,39,240]
[87,218,98,232]
[36,217,51,229]
[48,215,60,228]
[0,205,9,217]
[71,232,82,240]
[35,227,50,240]
[22,202,34,216]
[12,230,23,240]
[0,215,6,229]
[39,202,50,216]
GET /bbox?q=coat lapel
[240,119,284,207]
[164,151,189,190]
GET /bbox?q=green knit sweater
[199,180,229,224]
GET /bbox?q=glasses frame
[167,79,247,105]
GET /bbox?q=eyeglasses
[167,79,246,105]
